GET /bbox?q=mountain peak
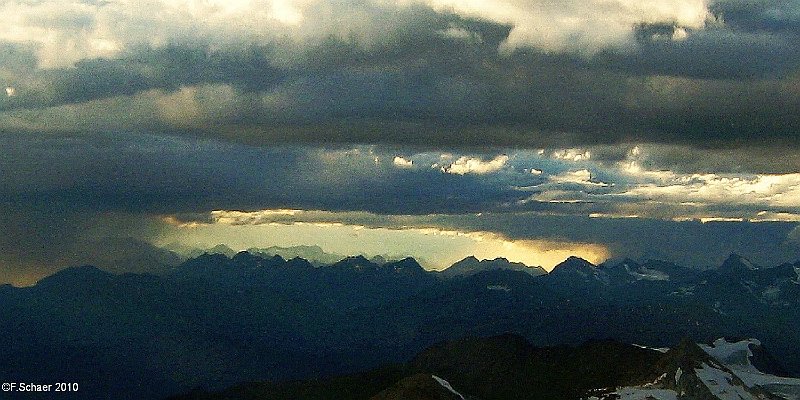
[552,256,595,271]
[383,257,425,274]
[232,250,258,261]
[331,255,378,270]
[206,244,237,257]
[36,265,114,288]
[720,254,757,271]
[441,256,544,278]
[450,256,479,267]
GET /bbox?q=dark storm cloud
[602,24,800,79]
[3,0,800,284]
[0,132,523,215]
[0,132,522,282]
[710,0,800,33]
[2,132,799,284]
[4,133,799,222]
[422,213,800,267]
[0,45,290,111]
[2,1,799,152]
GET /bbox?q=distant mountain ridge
[1,252,799,399]
[439,256,546,278]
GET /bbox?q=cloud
[393,156,414,168]
[0,0,797,153]
[0,0,714,69]
[552,149,592,161]
[427,0,712,54]
[3,128,800,285]
[2,1,800,285]
[616,172,800,209]
[3,132,799,222]
[548,169,611,187]
[443,154,509,175]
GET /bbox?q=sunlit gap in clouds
[156,209,610,270]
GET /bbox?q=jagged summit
[441,256,545,278]
[384,257,425,274]
[205,244,238,257]
[232,250,272,263]
[656,337,716,373]
[547,256,604,283]
[720,253,758,272]
[553,256,596,270]
[330,255,378,270]
[35,265,114,288]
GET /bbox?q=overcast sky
[2,0,800,285]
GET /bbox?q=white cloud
[393,156,413,168]
[617,173,800,208]
[549,169,610,187]
[443,154,509,175]
[552,149,592,161]
[210,209,301,225]
[520,189,591,204]
[754,211,800,222]
[425,0,711,53]
[0,0,715,68]
[672,26,689,41]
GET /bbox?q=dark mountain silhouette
[1,252,799,399]
[369,373,468,400]
[72,237,183,275]
[175,333,800,400]
[720,253,759,272]
[169,334,664,400]
[439,256,546,278]
[247,245,345,266]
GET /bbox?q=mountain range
[1,252,799,399]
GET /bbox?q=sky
[1,0,800,285]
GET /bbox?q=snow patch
[602,387,678,400]
[486,284,511,292]
[695,362,755,400]
[432,375,465,400]
[632,343,670,353]
[629,266,670,281]
[730,369,800,389]
[675,368,682,384]
[702,340,800,399]
[670,286,695,296]
[762,286,782,301]
[700,338,760,374]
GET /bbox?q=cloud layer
[0,0,798,156]
[2,132,799,284]
[2,1,800,283]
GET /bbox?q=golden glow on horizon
[157,209,610,270]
